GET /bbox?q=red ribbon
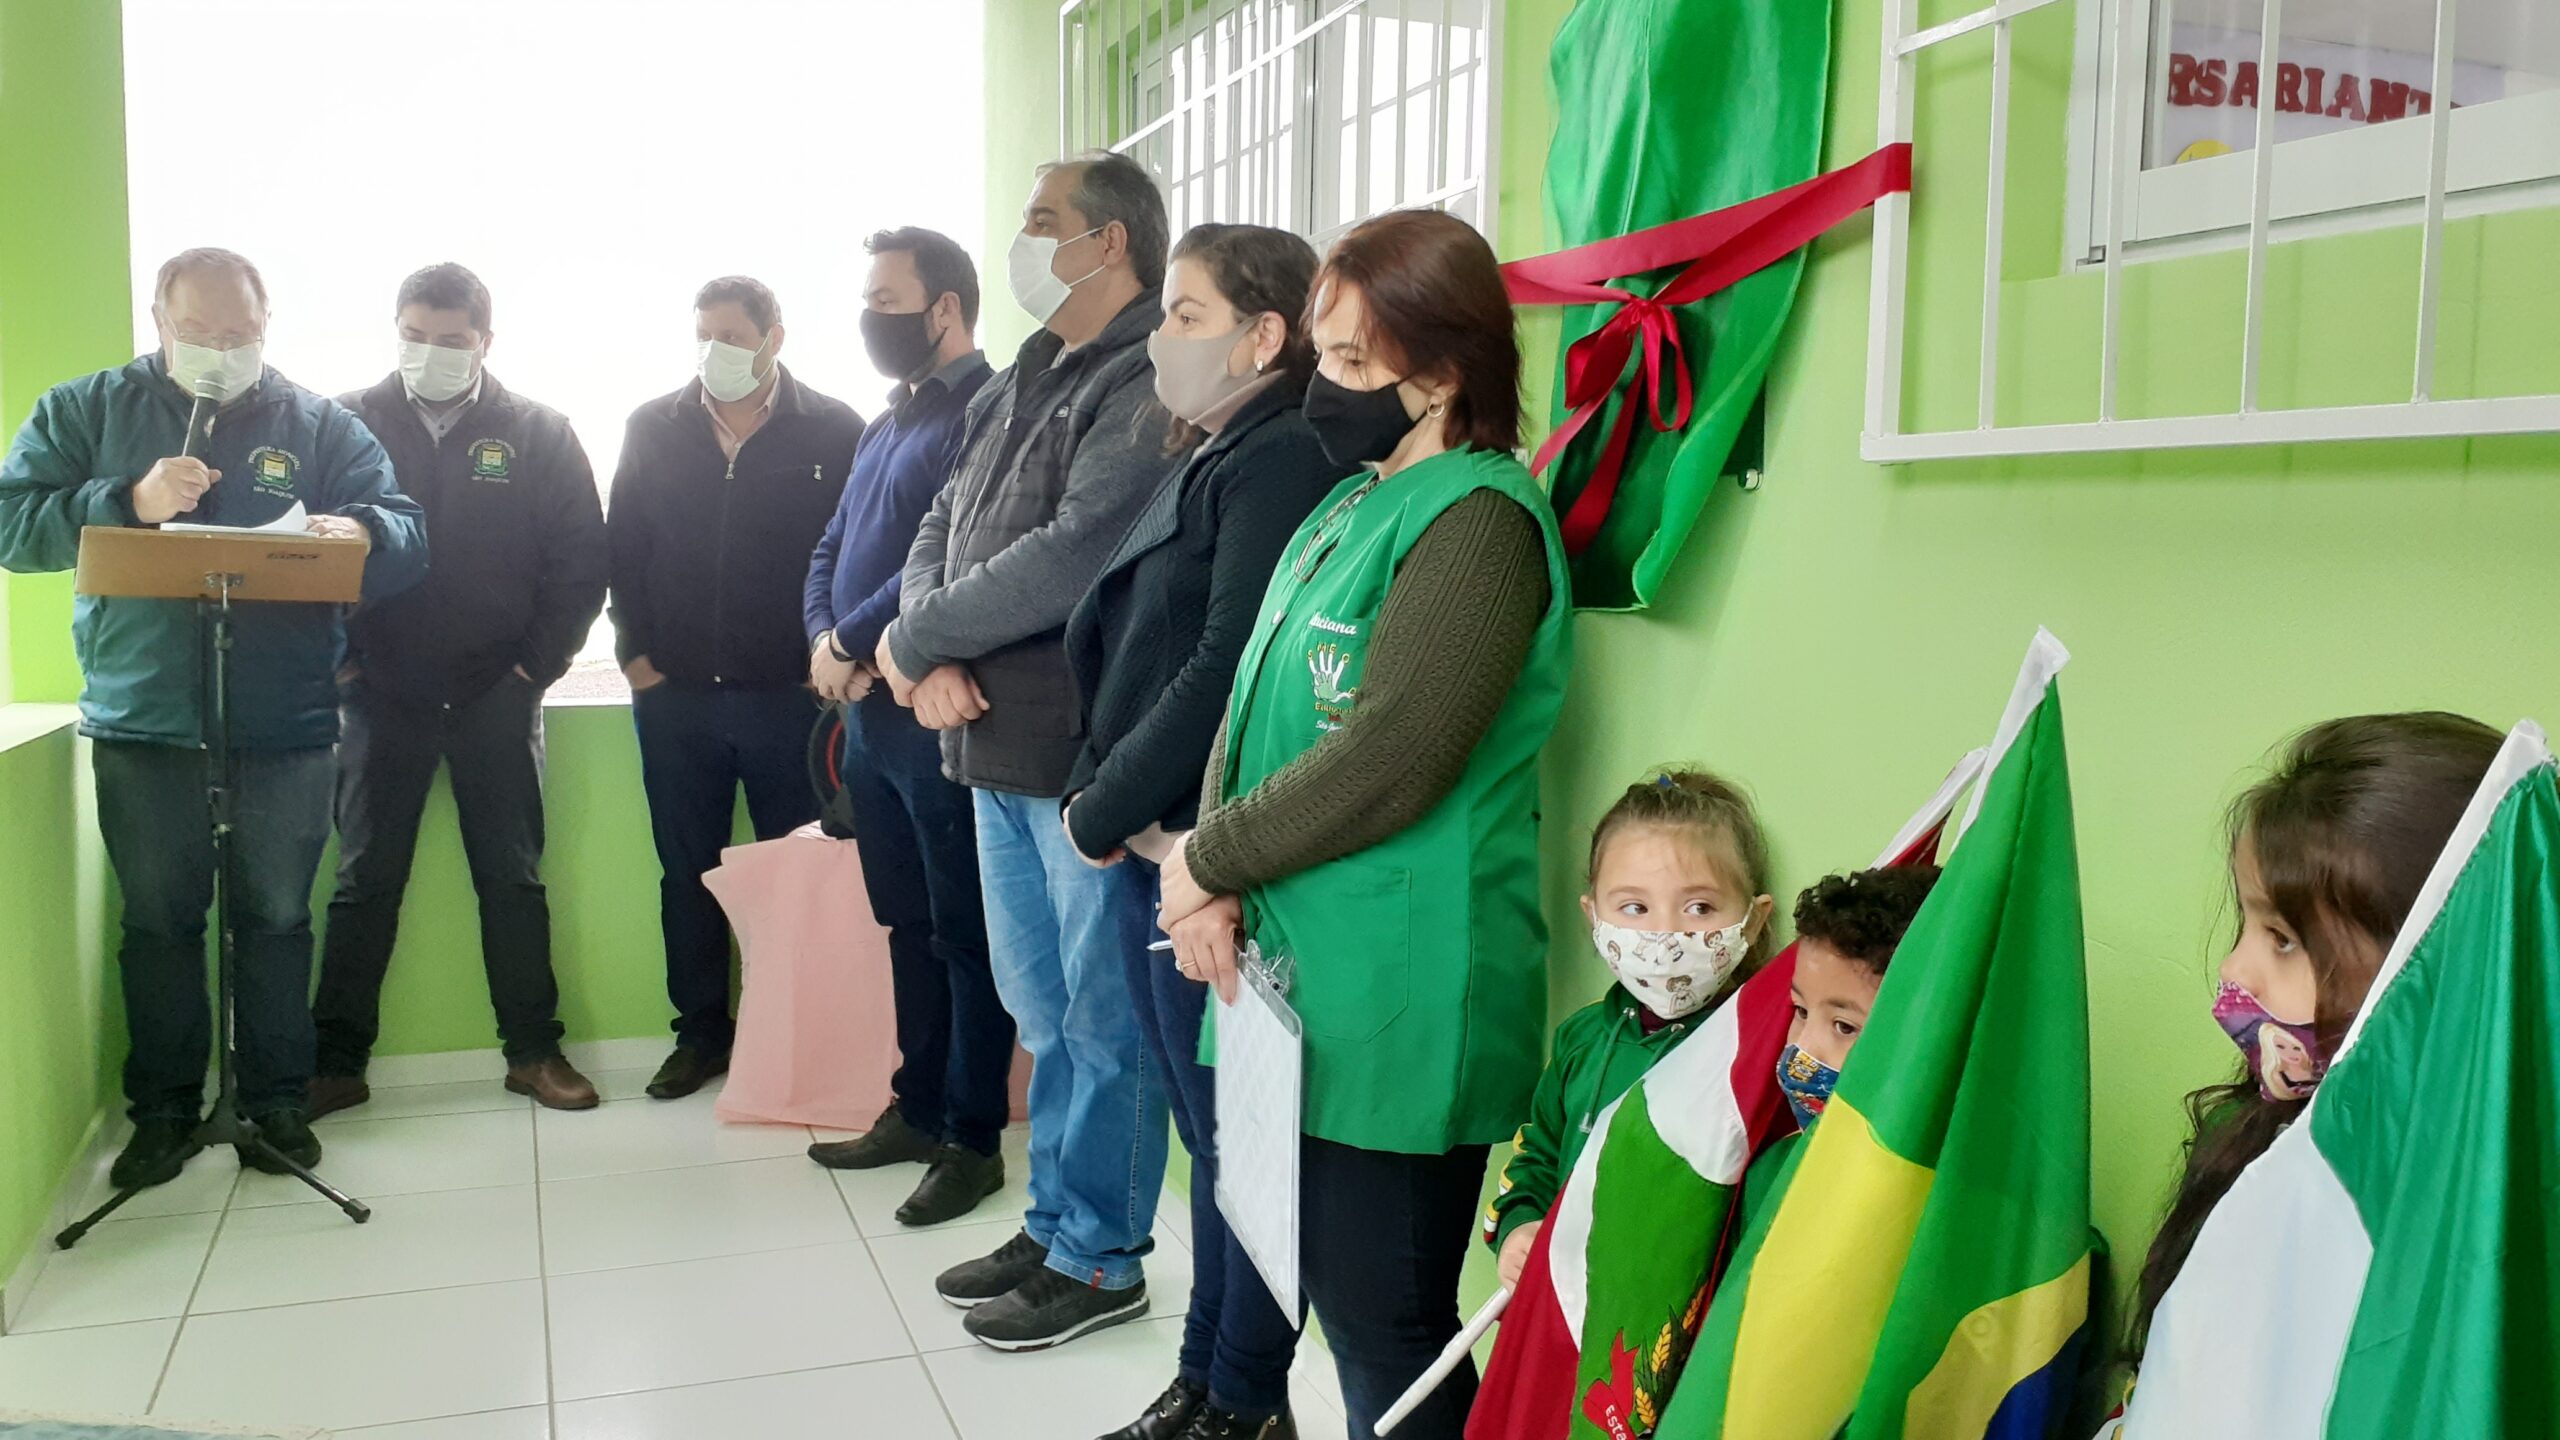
[1500,143,1914,555]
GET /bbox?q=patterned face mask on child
[1589,918,1750,1021]
[2213,980,2328,1102]
[1775,1043,1840,1131]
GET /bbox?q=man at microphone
[0,247,427,1192]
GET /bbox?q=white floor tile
[831,1126,1036,1238]
[1293,1386,1351,1440]
[1157,1177,1195,1253]
[192,1185,541,1313]
[867,1218,1195,1354]
[0,1317,179,1416]
[538,1155,857,1275]
[535,1091,809,1181]
[924,1314,1192,1440]
[587,1066,725,1105]
[317,1078,529,1127]
[1293,1344,1347,1416]
[154,1279,548,1432]
[71,1145,239,1221]
[10,1210,218,1332]
[546,1243,910,1401]
[554,1356,955,1440]
[232,1108,535,1208]
[342,1407,552,1439]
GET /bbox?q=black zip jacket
[607,367,864,688]
[340,371,606,705]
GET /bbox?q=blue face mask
[1775,1043,1840,1131]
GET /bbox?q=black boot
[896,1144,1005,1226]
[645,1044,730,1100]
[1180,1404,1297,1439]
[243,1110,322,1175]
[109,1117,201,1191]
[1096,1377,1206,1440]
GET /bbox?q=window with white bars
[1863,0,2560,462]
[1056,0,1500,246]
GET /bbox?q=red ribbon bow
[1500,143,1913,555]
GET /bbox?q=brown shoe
[505,1055,601,1110]
[306,1074,370,1121]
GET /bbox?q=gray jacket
[888,294,1177,796]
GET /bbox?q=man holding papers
[0,247,426,1192]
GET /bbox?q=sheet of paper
[1214,950,1304,1325]
[164,501,308,535]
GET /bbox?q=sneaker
[963,1267,1149,1352]
[1096,1377,1206,1440]
[1178,1405,1297,1439]
[108,1117,202,1191]
[306,1074,370,1121]
[934,1229,1050,1309]
[895,1145,1005,1227]
[808,1106,938,1171]
[242,1110,322,1175]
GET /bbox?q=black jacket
[1061,380,1342,858]
[340,372,605,705]
[607,367,864,688]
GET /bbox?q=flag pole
[1375,1287,1512,1436]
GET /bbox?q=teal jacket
[0,355,428,748]
[1482,985,1703,1250]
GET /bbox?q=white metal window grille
[1863,0,2560,462]
[1056,0,1500,246]
[2067,0,2560,256]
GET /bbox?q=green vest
[1221,447,1573,1153]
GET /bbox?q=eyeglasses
[167,330,263,351]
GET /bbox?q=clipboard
[1213,943,1305,1325]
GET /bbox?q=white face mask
[169,339,264,403]
[696,337,769,404]
[399,340,480,404]
[1590,918,1752,1021]
[1008,227,1102,325]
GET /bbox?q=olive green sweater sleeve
[1185,487,1549,896]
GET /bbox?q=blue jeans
[842,699,1011,1155]
[1125,866,1299,1419]
[975,788,1165,1290]
[631,682,821,1053]
[93,740,336,1122]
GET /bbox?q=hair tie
[1655,774,1676,790]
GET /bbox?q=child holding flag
[1482,770,1777,1289]
[1772,865,1944,1131]
[2117,711,2504,1426]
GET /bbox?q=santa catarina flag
[1467,749,1990,1440]
[1661,629,2093,1440]
[2120,720,2560,1439]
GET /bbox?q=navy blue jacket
[801,353,993,669]
[0,354,428,748]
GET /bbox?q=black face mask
[861,306,942,384]
[1303,371,1420,470]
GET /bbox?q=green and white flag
[2123,720,2560,1436]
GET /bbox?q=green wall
[0,0,130,1275]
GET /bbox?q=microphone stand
[56,387,371,1248]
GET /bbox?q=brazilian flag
[1662,630,2094,1440]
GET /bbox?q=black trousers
[840,698,1012,1155]
[1301,1138,1494,1440]
[315,675,563,1072]
[95,741,336,1121]
[631,681,820,1054]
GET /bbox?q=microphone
[181,391,216,459]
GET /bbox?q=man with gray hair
[876,152,1180,1350]
[0,247,427,1191]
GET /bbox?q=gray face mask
[1147,321,1257,424]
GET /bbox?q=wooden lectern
[56,522,375,1247]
